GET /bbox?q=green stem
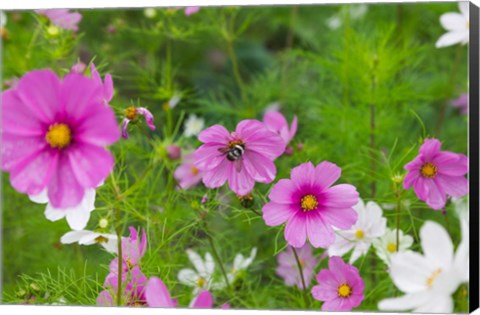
[204,221,231,289]
[291,247,309,308]
[226,38,247,104]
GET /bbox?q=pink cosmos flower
[97,266,147,306]
[312,256,364,311]
[174,153,203,189]
[109,227,147,274]
[403,138,468,210]
[263,111,298,153]
[70,62,86,74]
[185,7,200,16]
[194,120,285,195]
[122,106,156,139]
[90,63,113,104]
[276,244,319,289]
[35,9,82,31]
[262,161,359,248]
[1,70,120,208]
[451,93,468,115]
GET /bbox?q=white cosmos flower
[452,197,469,283]
[29,188,97,231]
[183,114,205,137]
[328,198,386,263]
[435,2,469,48]
[372,228,413,266]
[60,230,119,253]
[178,249,225,294]
[378,220,465,313]
[326,4,368,30]
[226,247,257,283]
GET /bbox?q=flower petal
[436,30,469,48]
[420,221,454,270]
[284,213,307,248]
[145,277,176,308]
[262,202,296,226]
[198,125,230,145]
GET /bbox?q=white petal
[29,189,49,204]
[459,1,469,19]
[242,247,257,269]
[378,292,432,311]
[349,242,370,264]
[44,206,66,222]
[440,12,468,31]
[66,210,91,231]
[102,238,119,254]
[60,230,93,244]
[436,30,469,48]
[233,254,245,270]
[204,252,215,277]
[328,234,355,257]
[326,16,341,30]
[178,269,199,286]
[390,251,431,292]
[420,221,453,270]
[414,294,453,313]
[186,249,207,275]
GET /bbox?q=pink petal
[424,179,447,210]
[47,153,85,208]
[97,290,114,306]
[1,90,45,137]
[289,116,298,142]
[1,133,47,172]
[435,175,468,197]
[191,291,213,308]
[242,150,277,183]
[236,120,285,160]
[198,125,230,145]
[284,213,307,248]
[184,7,200,16]
[435,152,468,176]
[291,162,316,188]
[262,201,296,226]
[263,111,288,133]
[321,184,359,208]
[137,107,156,131]
[419,139,441,161]
[104,74,114,102]
[413,177,429,201]
[321,206,357,230]
[227,160,255,195]
[194,143,226,171]
[75,101,121,146]
[403,171,419,189]
[122,119,130,139]
[68,143,115,188]
[306,211,335,248]
[145,277,176,308]
[60,73,103,123]
[9,148,58,196]
[268,179,298,204]
[314,161,341,190]
[15,69,61,123]
[202,159,229,189]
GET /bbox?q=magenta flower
[174,153,203,189]
[194,120,285,195]
[1,70,120,208]
[185,7,200,16]
[312,256,364,311]
[35,9,82,31]
[262,161,359,248]
[263,111,298,151]
[145,277,177,308]
[97,266,147,306]
[451,93,468,115]
[276,244,319,289]
[122,106,156,139]
[90,63,113,104]
[403,138,468,210]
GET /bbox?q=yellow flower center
[426,268,442,288]
[45,123,72,149]
[355,229,365,239]
[337,283,352,298]
[125,106,138,120]
[191,166,199,175]
[301,194,318,211]
[421,162,437,178]
[196,277,207,288]
[126,258,134,270]
[94,235,108,244]
[387,243,397,253]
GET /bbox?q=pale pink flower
[174,153,203,189]
[451,93,468,115]
[185,7,200,16]
[122,106,156,139]
[35,9,82,31]
[263,111,298,151]
[276,245,318,289]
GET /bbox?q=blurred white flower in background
[435,2,469,48]
[326,4,368,30]
[226,247,257,283]
[60,230,119,253]
[178,249,225,294]
[183,114,205,137]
